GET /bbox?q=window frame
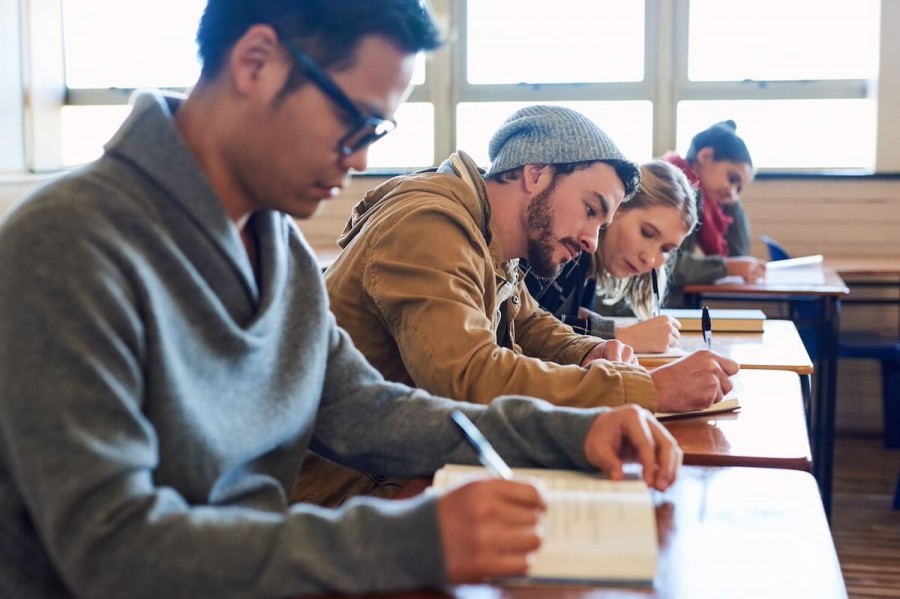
[7,0,900,174]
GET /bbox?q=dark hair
[685,120,753,167]
[490,160,641,201]
[196,0,441,83]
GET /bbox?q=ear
[695,146,716,167]
[227,24,285,97]
[521,164,554,194]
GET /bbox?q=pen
[450,409,514,480]
[650,268,660,317]
[701,305,712,350]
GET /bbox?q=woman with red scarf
[664,120,765,296]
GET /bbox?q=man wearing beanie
[296,105,737,506]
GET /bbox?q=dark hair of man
[684,119,753,167]
[490,160,641,202]
[196,0,441,91]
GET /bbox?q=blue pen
[701,305,713,350]
[450,409,514,480]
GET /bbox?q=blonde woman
[524,159,698,353]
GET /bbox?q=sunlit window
[366,102,435,169]
[677,100,877,170]
[63,0,205,89]
[688,0,880,82]
[466,0,645,84]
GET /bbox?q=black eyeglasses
[278,35,396,156]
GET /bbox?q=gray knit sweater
[0,92,604,598]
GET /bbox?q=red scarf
[663,152,732,256]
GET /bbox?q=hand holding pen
[439,409,546,582]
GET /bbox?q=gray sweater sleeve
[586,311,617,338]
[723,201,751,257]
[0,202,604,598]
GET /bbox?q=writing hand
[726,256,766,282]
[583,404,682,491]
[649,350,739,412]
[615,315,682,353]
[437,478,547,583]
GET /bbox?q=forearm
[723,202,751,257]
[671,250,728,285]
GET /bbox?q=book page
[431,465,657,582]
[636,346,688,359]
[765,255,823,269]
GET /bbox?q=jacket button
[511,295,520,305]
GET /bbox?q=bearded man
[300,105,736,506]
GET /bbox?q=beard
[525,181,580,278]
[525,186,558,278]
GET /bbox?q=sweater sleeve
[0,198,616,598]
[362,204,656,410]
[723,201,752,257]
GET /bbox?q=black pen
[450,409,513,480]
[701,305,712,350]
[650,268,660,317]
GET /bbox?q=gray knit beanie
[485,105,641,201]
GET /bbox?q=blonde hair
[591,160,697,318]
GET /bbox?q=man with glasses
[0,1,682,597]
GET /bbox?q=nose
[339,145,370,173]
[728,184,739,202]
[580,225,600,255]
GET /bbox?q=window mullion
[21,0,65,173]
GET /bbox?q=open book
[431,465,657,584]
[662,308,766,333]
[654,395,741,420]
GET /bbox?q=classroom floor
[831,434,900,598]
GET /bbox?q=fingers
[438,479,546,583]
[584,406,682,491]
[648,418,681,490]
[714,353,740,376]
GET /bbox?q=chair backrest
[760,235,791,261]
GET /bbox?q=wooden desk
[683,265,848,518]
[310,467,845,599]
[664,369,811,471]
[638,319,814,375]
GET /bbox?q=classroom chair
[762,237,900,448]
[761,235,791,262]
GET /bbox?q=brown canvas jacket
[293,152,656,506]
[325,151,656,408]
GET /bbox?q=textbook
[431,464,657,584]
[662,308,766,333]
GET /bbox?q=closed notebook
[662,308,766,333]
[431,465,657,584]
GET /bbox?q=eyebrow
[590,193,610,219]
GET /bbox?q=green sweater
[0,92,604,598]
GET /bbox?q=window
[54,0,432,170]
[9,0,900,174]
[678,0,882,171]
